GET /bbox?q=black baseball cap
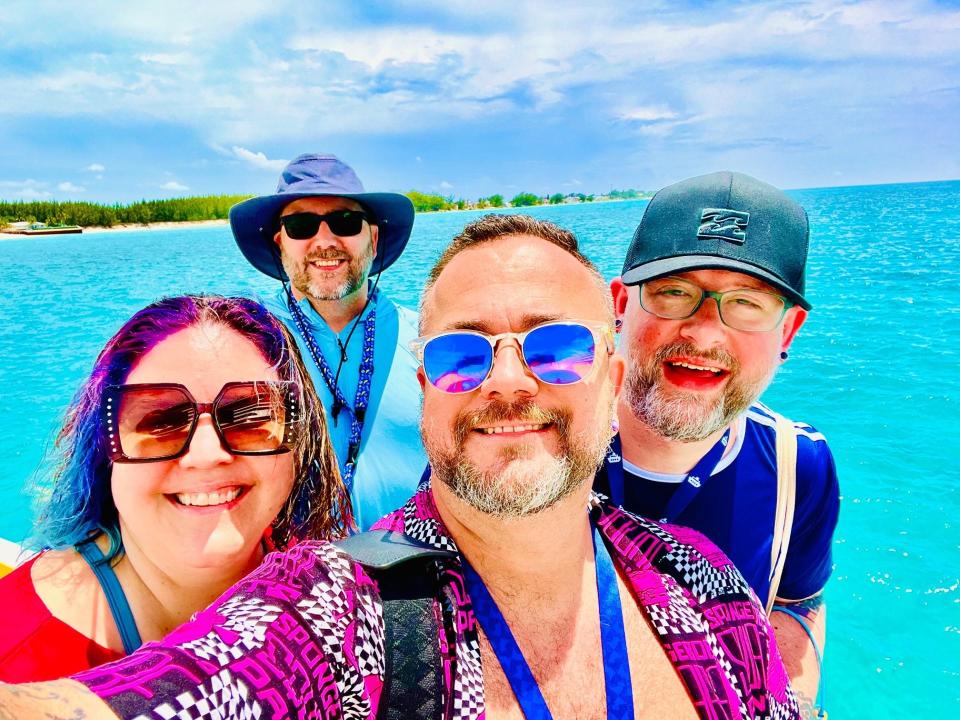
[621,171,811,309]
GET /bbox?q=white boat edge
[0,536,33,574]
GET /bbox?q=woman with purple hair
[0,294,353,681]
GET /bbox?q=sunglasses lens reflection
[523,323,596,385]
[113,383,291,461]
[215,384,286,452]
[423,333,493,393]
[118,387,196,460]
[421,323,599,394]
[325,212,365,236]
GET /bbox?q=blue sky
[1,0,958,202]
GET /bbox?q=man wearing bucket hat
[599,171,839,711]
[230,154,426,530]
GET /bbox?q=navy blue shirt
[595,402,840,605]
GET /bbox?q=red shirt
[0,554,124,682]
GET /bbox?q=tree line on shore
[1,188,651,228]
[403,188,650,212]
[0,196,250,229]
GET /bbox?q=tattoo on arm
[794,692,816,718]
[0,680,103,720]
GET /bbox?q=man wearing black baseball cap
[230,154,425,530]
[599,171,839,713]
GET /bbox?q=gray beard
[424,398,612,518]
[282,244,374,302]
[624,341,773,442]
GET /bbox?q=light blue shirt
[262,286,427,530]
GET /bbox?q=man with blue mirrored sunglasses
[5,215,800,719]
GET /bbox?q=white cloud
[618,107,679,123]
[85,163,105,172]
[231,147,287,172]
[0,179,52,200]
[0,0,956,191]
[439,180,454,190]
[137,53,189,66]
[3,0,277,46]
[160,181,189,191]
[36,69,129,94]
[290,27,475,69]
[57,182,86,192]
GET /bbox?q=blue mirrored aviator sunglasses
[409,320,615,394]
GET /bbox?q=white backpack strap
[767,413,797,615]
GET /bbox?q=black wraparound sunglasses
[279,210,369,239]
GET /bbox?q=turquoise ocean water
[1,180,958,715]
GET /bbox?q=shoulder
[151,541,382,632]
[238,542,384,652]
[78,541,385,717]
[245,540,379,598]
[257,287,291,319]
[397,306,420,338]
[650,521,798,709]
[0,555,117,681]
[597,504,797,714]
[748,402,830,443]
[597,503,754,600]
[25,550,104,629]
[395,303,418,325]
[746,403,835,466]
[372,295,421,375]
[377,294,419,331]
[241,542,384,638]
[744,402,838,509]
[0,557,48,638]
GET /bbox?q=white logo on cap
[698,208,749,244]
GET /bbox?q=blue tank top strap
[75,539,142,654]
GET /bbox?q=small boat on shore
[23,223,83,235]
[3,222,83,236]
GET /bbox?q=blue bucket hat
[229,153,415,280]
[621,171,811,309]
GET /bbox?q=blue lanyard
[418,464,432,489]
[286,290,377,491]
[605,429,730,523]
[461,526,634,719]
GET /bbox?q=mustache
[305,248,351,262]
[652,341,740,373]
[453,398,567,444]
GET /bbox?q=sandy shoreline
[0,198,647,240]
[0,218,229,240]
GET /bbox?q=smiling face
[110,323,295,580]
[274,195,378,303]
[613,268,806,441]
[419,234,624,517]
